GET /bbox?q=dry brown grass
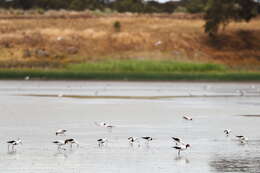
[0,12,259,69]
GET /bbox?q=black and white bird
[7,138,22,151]
[97,138,108,147]
[128,137,140,147]
[172,137,185,146]
[56,129,67,136]
[236,135,248,144]
[105,124,115,129]
[224,129,231,136]
[95,121,115,129]
[172,144,191,156]
[52,140,66,150]
[95,121,107,127]
[183,115,193,121]
[65,138,79,148]
[141,136,154,145]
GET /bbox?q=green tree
[204,0,258,37]
[112,0,144,13]
[185,0,208,13]
[69,0,86,10]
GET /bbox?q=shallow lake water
[0,81,260,173]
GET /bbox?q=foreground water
[0,81,260,173]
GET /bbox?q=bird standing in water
[56,129,67,136]
[224,129,231,137]
[97,138,108,147]
[52,140,66,150]
[172,144,191,156]
[7,138,22,151]
[128,137,140,147]
[65,138,79,148]
[183,115,193,121]
[236,136,248,144]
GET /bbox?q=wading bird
[7,138,22,151]
[56,129,67,136]
[52,140,66,150]
[224,129,231,137]
[97,138,108,147]
[236,136,248,144]
[128,137,140,147]
[95,122,115,128]
[95,121,115,132]
[183,115,193,121]
[172,144,191,156]
[141,136,154,145]
[65,138,79,148]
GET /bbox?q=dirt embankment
[0,12,259,70]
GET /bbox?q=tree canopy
[0,0,181,13]
[204,0,258,36]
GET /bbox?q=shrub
[113,21,121,32]
[174,6,188,13]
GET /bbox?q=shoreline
[1,70,260,81]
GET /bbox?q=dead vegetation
[0,11,259,69]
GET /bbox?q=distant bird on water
[128,137,140,147]
[65,138,79,148]
[172,144,191,156]
[58,92,63,97]
[52,140,66,150]
[56,129,67,136]
[236,136,248,144]
[24,76,30,80]
[95,121,107,127]
[7,138,22,151]
[183,115,193,121]
[224,129,231,137]
[97,138,108,147]
[94,121,115,130]
[141,136,154,145]
[236,89,246,96]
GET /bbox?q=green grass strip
[67,60,227,73]
[0,69,260,81]
[0,60,259,81]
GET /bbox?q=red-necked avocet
[128,137,140,147]
[65,138,79,148]
[95,122,115,132]
[172,144,191,156]
[95,121,107,127]
[95,121,115,128]
[97,138,108,147]
[224,129,231,137]
[236,135,248,144]
[7,138,22,151]
[56,129,67,136]
[141,136,154,145]
[183,115,193,121]
[52,140,66,150]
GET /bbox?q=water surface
[0,81,260,173]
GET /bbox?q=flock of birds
[6,115,249,156]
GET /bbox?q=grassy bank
[0,12,259,80]
[67,60,227,73]
[0,12,259,70]
[2,69,260,81]
[0,60,260,81]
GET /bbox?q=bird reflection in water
[53,151,68,158]
[174,156,190,164]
